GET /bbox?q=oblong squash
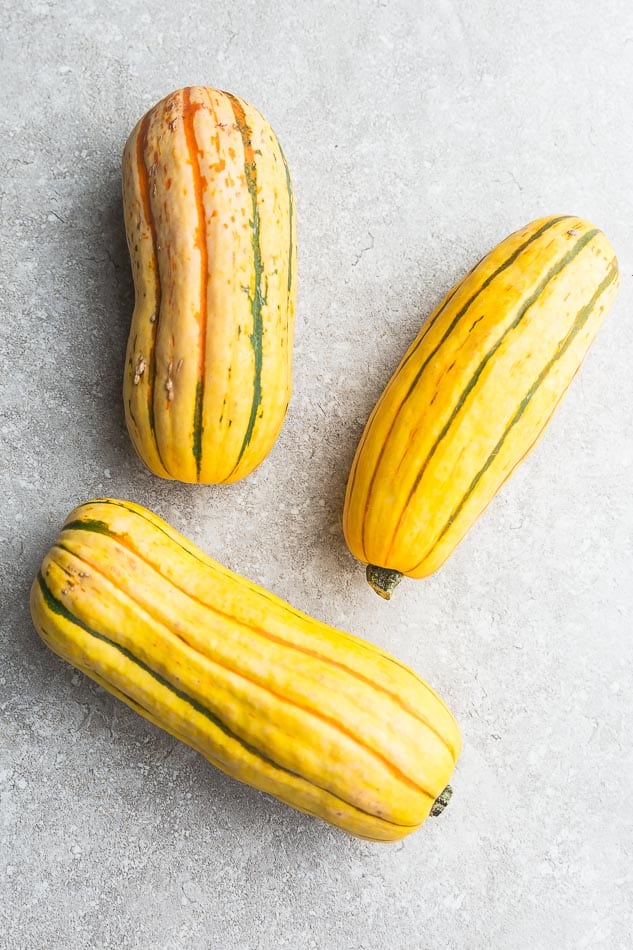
[122,87,296,483]
[30,499,460,841]
[343,216,619,598]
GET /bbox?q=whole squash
[343,216,619,598]
[31,499,460,841]
[122,87,296,483]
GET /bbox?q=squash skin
[30,499,460,841]
[122,87,296,483]
[343,216,619,593]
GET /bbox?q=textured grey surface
[1,0,632,947]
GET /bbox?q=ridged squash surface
[31,499,460,840]
[344,216,619,586]
[122,87,296,483]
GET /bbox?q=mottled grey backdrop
[1,1,632,947]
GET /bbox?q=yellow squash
[343,216,619,598]
[122,87,296,483]
[31,499,460,841]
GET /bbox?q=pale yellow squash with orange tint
[31,499,460,841]
[343,216,619,598]
[122,87,296,483]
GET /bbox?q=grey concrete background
[1,0,632,947]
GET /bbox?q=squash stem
[430,785,452,817]
[366,565,403,600]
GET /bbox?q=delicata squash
[343,216,619,598]
[122,87,296,483]
[31,499,460,841]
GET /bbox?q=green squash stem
[430,785,453,817]
[366,565,403,600]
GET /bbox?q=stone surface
[1,1,632,947]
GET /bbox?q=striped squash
[343,216,619,598]
[122,87,296,483]
[30,499,460,841]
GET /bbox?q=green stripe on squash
[224,92,266,473]
[136,112,169,475]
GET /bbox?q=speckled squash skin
[30,499,461,841]
[343,216,619,597]
[122,87,296,483]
